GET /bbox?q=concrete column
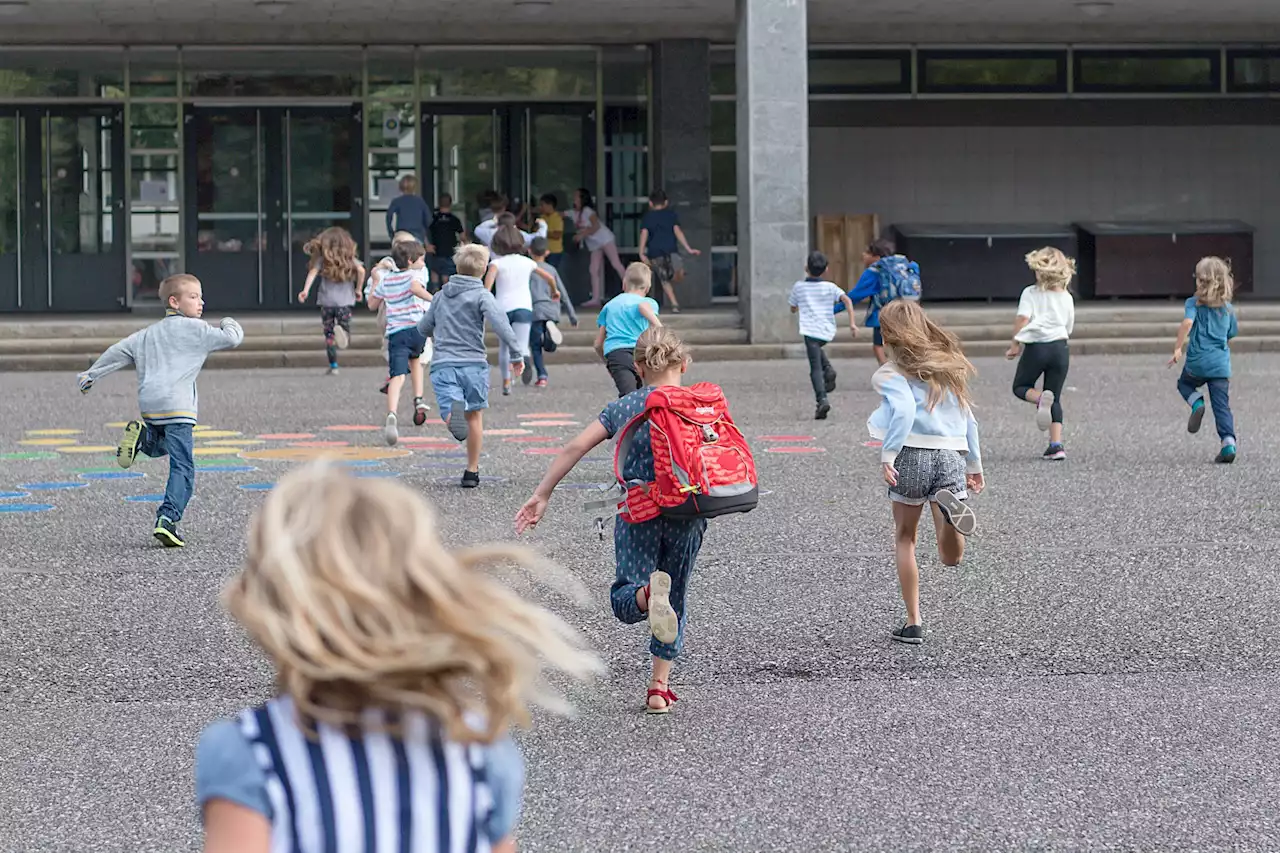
[736,0,809,342]
[652,39,712,309]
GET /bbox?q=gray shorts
[888,447,967,505]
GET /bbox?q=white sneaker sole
[1036,390,1054,432]
[384,412,398,446]
[547,321,564,346]
[647,571,679,645]
[935,488,978,537]
[333,325,349,350]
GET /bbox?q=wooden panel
[814,214,880,291]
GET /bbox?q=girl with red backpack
[515,326,757,714]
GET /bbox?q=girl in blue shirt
[194,464,600,853]
[1168,256,1239,463]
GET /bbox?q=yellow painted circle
[27,429,83,436]
[19,438,79,446]
[191,430,242,439]
[243,446,412,463]
[204,439,265,446]
[104,422,130,429]
[56,445,117,453]
[194,446,246,456]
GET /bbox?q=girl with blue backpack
[838,238,923,365]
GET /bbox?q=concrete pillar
[652,39,712,309]
[735,0,809,342]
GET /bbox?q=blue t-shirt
[599,293,659,356]
[1183,297,1238,379]
[599,386,655,482]
[641,208,680,258]
[834,268,883,327]
[385,195,432,243]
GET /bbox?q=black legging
[1012,339,1069,424]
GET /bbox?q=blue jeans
[529,321,553,379]
[139,422,194,523]
[610,515,707,661]
[1178,370,1235,443]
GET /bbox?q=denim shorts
[429,255,456,280]
[872,326,884,347]
[430,363,490,417]
[387,326,427,378]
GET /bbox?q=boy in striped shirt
[367,240,432,446]
[789,250,856,420]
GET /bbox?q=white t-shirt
[788,278,846,342]
[490,254,537,314]
[574,207,615,252]
[1014,285,1075,343]
[474,217,547,248]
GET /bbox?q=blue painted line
[355,471,401,479]
[0,503,55,513]
[124,494,166,503]
[80,472,146,481]
[238,483,275,492]
[0,491,31,500]
[432,476,507,486]
[419,452,485,459]
[20,482,88,491]
[198,465,257,473]
[339,460,384,468]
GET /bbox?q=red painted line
[258,433,316,440]
[757,435,816,443]
[288,440,351,448]
[523,447,563,455]
[764,446,826,454]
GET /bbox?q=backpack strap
[613,411,651,489]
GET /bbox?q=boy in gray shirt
[77,274,244,547]
[528,236,578,387]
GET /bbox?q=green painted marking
[0,452,60,461]
[196,458,246,466]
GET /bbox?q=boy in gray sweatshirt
[417,243,523,488]
[77,274,244,547]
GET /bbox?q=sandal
[646,679,678,715]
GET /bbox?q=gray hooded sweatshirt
[417,274,522,367]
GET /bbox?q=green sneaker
[153,516,185,548]
[117,420,144,469]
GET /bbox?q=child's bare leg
[931,501,965,567]
[873,345,888,366]
[1049,422,1063,444]
[409,357,425,399]
[649,655,674,710]
[892,501,925,625]
[386,375,406,413]
[662,280,679,309]
[464,410,483,471]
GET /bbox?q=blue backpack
[871,255,922,309]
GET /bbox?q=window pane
[710,50,735,96]
[922,54,1063,91]
[182,49,361,97]
[131,257,179,303]
[131,154,180,252]
[809,53,907,93]
[606,149,647,201]
[130,102,179,150]
[1232,55,1280,90]
[604,46,649,98]
[710,101,735,147]
[129,49,178,97]
[368,103,416,149]
[367,48,415,100]
[711,202,737,247]
[712,252,738,298]
[711,150,736,198]
[1076,54,1216,91]
[0,50,124,98]
[604,202,645,250]
[421,49,596,98]
[605,106,646,146]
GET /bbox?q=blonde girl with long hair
[516,327,706,714]
[195,464,600,853]
[868,300,985,645]
[299,226,364,375]
[1168,256,1239,463]
[1005,247,1076,460]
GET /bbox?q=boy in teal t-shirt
[1169,256,1239,464]
[595,262,661,396]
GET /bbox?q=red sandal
[646,680,678,715]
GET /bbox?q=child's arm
[593,326,606,359]
[871,365,916,484]
[965,411,985,493]
[1168,318,1194,367]
[366,278,384,311]
[556,271,578,325]
[531,218,548,239]
[1228,309,1239,340]
[638,227,650,262]
[838,291,857,334]
[638,302,662,328]
[353,262,366,302]
[297,264,319,303]
[384,201,397,243]
[202,317,245,352]
[77,333,139,392]
[674,225,701,256]
[515,420,611,533]
[482,290,524,358]
[1007,315,1030,359]
[409,279,432,302]
[484,263,498,292]
[416,304,436,339]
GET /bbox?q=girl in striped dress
[195,463,600,853]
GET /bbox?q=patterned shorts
[888,447,967,505]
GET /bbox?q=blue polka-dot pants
[610,515,707,661]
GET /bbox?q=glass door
[422,106,503,235]
[187,106,361,310]
[514,104,595,222]
[0,107,125,312]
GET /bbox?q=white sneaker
[1035,390,1054,432]
[546,321,564,346]
[384,412,398,446]
[333,325,349,350]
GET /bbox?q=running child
[383,173,432,244]
[368,231,433,394]
[419,243,527,488]
[298,226,364,375]
[868,300,984,646]
[1006,247,1076,461]
[1168,256,1239,464]
[639,189,701,313]
[195,463,600,853]
[367,240,432,446]
[486,227,559,393]
[788,250,856,420]
[516,327,704,713]
[594,262,661,397]
[77,274,244,548]
[538,193,566,268]
[529,235,579,388]
[427,193,466,288]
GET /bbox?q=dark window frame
[917,49,1068,94]
[1073,49,1221,94]
[807,50,911,95]
[1227,49,1280,92]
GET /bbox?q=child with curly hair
[1006,247,1076,460]
[298,226,365,375]
[1169,256,1239,463]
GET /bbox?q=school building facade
[2,0,1280,342]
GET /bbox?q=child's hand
[297,290,309,303]
[571,320,579,328]
[77,373,93,394]
[1167,348,1182,368]
[850,325,858,338]
[882,463,898,486]
[515,495,548,533]
[966,472,985,494]
[1005,343,1022,360]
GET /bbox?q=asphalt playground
[1,352,1278,852]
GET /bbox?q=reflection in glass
[421,49,596,98]
[712,251,738,299]
[46,116,114,255]
[711,150,736,199]
[433,114,499,231]
[194,113,261,254]
[131,256,176,302]
[0,117,16,259]
[711,202,737,247]
[0,50,124,98]
[529,112,585,217]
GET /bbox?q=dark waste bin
[1076,220,1254,299]
[892,223,1078,301]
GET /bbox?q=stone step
[11,335,1280,372]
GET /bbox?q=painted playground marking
[238,483,275,492]
[485,429,533,437]
[20,481,89,490]
[862,441,883,448]
[79,472,145,481]
[26,429,83,436]
[321,425,383,432]
[258,433,316,440]
[0,503,54,513]
[56,446,117,454]
[288,441,351,448]
[199,465,258,473]
[518,412,574,419]
[764,446,827,454]
[0,490,31,500]
[204,439,265,446]
[0,452,59,461]
[243,446,412,463]
[124,494,166,503]
[523,448,562,456]
[194,446,247,456]
[520,420,579,427]
[355,471,402,479]
[504,436,559,444]
[758,435,816,443]
[190,430,243,439]
[18,438,78,447]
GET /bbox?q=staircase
[1,301,1278,371]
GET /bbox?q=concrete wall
[810,102,1280,298]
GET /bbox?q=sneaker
[935,488,978,537]
[824,371,837,394]
[384,412,399,447]
[117,420,144,470]
[647,570,679,645]
[1216,444,1237,464]
[535,378,548,388]
[326,365,340,376]
[1188,399,1206,434]
[413,397,429,426]
[547,321,564,346]
[379,378,390,395]
[502,381,511,397]
[333,325,349,350]
[891,623,924,645]
[461,469,480,489]
[1043,443,1066,461]
[446,401,470,442]
[815,400,831,420]
[522,358,535,386]
[153,516,185,548]
[1036,390,1055,431]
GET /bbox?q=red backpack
[613,383,759,524]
